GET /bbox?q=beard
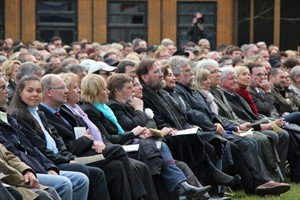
[186,78,195,88]
[150,79,166,90]
[182,77,194,88]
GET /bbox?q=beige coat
[0,144,47,200]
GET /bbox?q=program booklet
[74,154,105,164]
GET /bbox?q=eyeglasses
[254,73,268,77]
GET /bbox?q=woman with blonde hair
[2,59,21,101]
[193,67,219,115]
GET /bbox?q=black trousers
[3,185,22,200]
[57,163,109,200]
[224,134,271,193]
[86,144,157,200]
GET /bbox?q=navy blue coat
[0,115,58,174]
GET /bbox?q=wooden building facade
[1,0,299,50]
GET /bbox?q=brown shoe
[255,181,290,196]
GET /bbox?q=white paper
[0,111,8,123]
[122,144,140,152]
[74,127,86,139]
[0,172,8,180]
[122,141,162,152]
[174,127,199,136]
[239,128,254,137]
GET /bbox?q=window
[280,0,300,50]
[0,0,4,39]
[177,2,217,49]
[254,0,274,45]
[237,0,250,46]
[107,1,147,43]
[36,0,77,44]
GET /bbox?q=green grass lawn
[227,183,300,199]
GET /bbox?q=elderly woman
[221,66,290,177]
[80,73,211,199]
[183,59,291,195]
[56,73,158,200]
[107,74,242,200]
[193,68,218,115]
[161,63,242,180]
[289,66,300,96]
[2,59,21,101]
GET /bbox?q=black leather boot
[177,181,211,198]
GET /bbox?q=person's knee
[35,189,58,200]
[132,159,151,175]
[90,167,106,183]
[279,130,289,142]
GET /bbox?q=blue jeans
[283,112,300,126]
[160,142,186,191]
[37,171,89,200]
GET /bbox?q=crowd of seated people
[1,35,300,199]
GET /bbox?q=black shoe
[217,175,241,187]
[178,181,211,198]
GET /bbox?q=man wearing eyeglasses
[248,62,274,117]
[248,62,300,183]
[250,64,300,125]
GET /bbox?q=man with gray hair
[40,74,157,200]
[289,65,300,96]
[16,62,44,82]
[207,51,221,62]
[219,66,289,182]
[168,55,291,195]
[242,44,258,59]
[136,57,236,200]
[65,64,86,85]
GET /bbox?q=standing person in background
[187,12,205,44]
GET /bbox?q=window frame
[107,0,148,43]
[36,0,78,44]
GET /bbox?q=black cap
[173,50,189,57]
[104,58,119,66]
[147,45,158,52]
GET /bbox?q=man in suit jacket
[39,74,158,200]
[217,67,289,179]
[166,56,290,195]
[248,63,300,182]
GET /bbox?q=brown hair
[135,58,157,83]
[106,74,132,99]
